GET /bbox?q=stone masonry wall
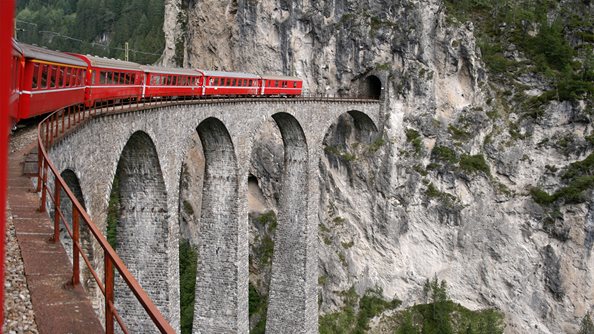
[47,99,382,332]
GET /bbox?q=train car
[259,75,303,96]
[70,54,143,106]
[141,66,202,98]
[199,70,260,96]
[9,40,22,128]
[17,43,87,120]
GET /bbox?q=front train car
[17,43,87,121]
[9,40,23,129]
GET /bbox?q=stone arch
[266,112,313,333]
[360,75,382,99]
[193,117,244,332]
[113,130,170,332]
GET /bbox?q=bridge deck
[7,143,103,333]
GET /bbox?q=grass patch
[319,287,401,334]
[405,129,423,155]
[325,145,357,162]
[448,124,471,141]
[392,277,504,333]
[459,154,490,175]
[106,176,120,249]
[369,137,386,153]
[249,283,268,333]
[179,240,198,334]
[431,146,458,164]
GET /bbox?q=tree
[579,313,594,334]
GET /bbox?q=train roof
[72,54,143,71]
[17,42,87,67]
[197,69,260,79]
[260,74,302,81]
[141,65,201,76]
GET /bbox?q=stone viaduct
[46,98,382,333]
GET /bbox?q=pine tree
[579,313,594,334]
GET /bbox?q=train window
[230,79,234,86]
[58,68,64,87]
[74,69,79,86]
[275,81,279,87]
[130,74,135,84]
[100,71,106,84]
[248,80,252,86]
[64,68,70,87]
[73,69,79,86]
[293,81,297,88]
[49,66,56,88]
[40,65,48,88]
[32,63,39,89]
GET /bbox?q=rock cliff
[165,0,594,332]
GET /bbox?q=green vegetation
[320,280,505,333]
[179,240,197,334]
[253,211,277,265]
[393,278,505,334]
[444,0,593,105]
[319,287,401,334]
[106,176,119,248]
[459,154,490,175]
[16,0,165,64]
[431,146,458,164]
[405,129,423,155]
[369,137,386,153]
[325,145,357,162]
[531,152,594,206]
[249,283,268,334]
[580,312,594,334]
[448,125,471,141]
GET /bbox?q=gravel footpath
[3,124,39,333]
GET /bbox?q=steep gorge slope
[166,0,594,332]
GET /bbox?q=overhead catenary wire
[15,23,163,59]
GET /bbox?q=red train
[9,40,303,127]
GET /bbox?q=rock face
[163,0,594,332]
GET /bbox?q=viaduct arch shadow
[112,131,170,332]
[266,112,311,333]
[193,117,243,332]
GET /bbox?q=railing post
[36,145,43,192]
[67,106,72,129]
[105,254,115,334]
[52,181,61,243]
[39,158,48,213]
[72,207,80,286]
[61,109,65,134]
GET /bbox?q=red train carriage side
[18,43,86,120]
[70,54,143,107]
[142,66,202,98]
[200,70,260,96]
[259,75,302,96]
[9,40,23,128]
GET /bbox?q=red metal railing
[35,93,379,333]
[37,99,177,334]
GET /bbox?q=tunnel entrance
[360,75,382,100]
